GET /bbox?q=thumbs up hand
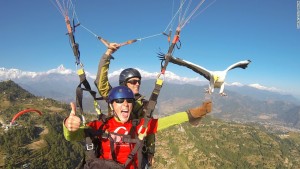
[65,102,81,132]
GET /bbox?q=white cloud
[229,82,245,87]
[106,68,206,84]
[248,83,283,93]
[0,65,74,80]
[0,65,289,95]
[0,67,38,79]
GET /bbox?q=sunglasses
[114,98,135,104]
[127,79,141,85]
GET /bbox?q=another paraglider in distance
[10,109,42,126]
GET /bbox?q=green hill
[1,80,300,169]
[0,80,83,169]
[153,117,300,169]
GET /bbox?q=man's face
[112,98,134,123]
[126,77,141,95]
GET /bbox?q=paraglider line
[137,33,163,41]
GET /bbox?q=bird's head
[213,75,219,83]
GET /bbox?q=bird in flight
[167,57,251,96]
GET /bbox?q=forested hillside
[0,80,84,168]
[153,117,300,169]
[1,80,300,169]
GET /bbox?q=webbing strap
[143,28,181,128]
[129,119,140,137]
[65,16,80,65]
[84,119,143,169]
[122,119,143,168]
[143,78,163,128]
[76,68,103,123]
[108,136,117,162]
[161,28,181,73]
[84,135,97,159]
[123,139,144,169]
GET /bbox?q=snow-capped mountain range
[2,65,300,129]
[0,65,283,94]
[0,65,72,79]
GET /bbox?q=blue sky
[1,0,300,97]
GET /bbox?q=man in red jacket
[64,86,212,169]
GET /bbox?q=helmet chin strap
[110,103,122,122]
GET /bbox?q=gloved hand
[186,101,212,124]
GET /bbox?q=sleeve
[63,118,87,142]
[147,118,158,134]
[157,111,189,131]
[94,53,113,98]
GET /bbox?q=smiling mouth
[121,110,129,117]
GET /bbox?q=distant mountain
[226,85,298,104]
[278,106,300,128]
[1,66,300,130]
[0,65,290,93]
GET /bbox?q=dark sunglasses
[114,98,135,104]
[127,79,141,85]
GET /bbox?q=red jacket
[87,117,158,169]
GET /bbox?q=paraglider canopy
[10,109,42,125]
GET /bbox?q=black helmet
[108,86,134,103]
[119,68,141,85]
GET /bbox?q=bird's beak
[213,75,218,83]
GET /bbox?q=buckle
[132,119,140,126]
[102,132,109,139]
[86,143,94,151]
[142,145,148,153]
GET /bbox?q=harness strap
[84,117,144,168]
[108,135,117,162]
[123,119,142,168]
[65,16,80,65]
[129,119,140,137]
[143,78,163,128]
[161,27,181,73]
[143,28,181,129]
[132,95,146,119]
[123,139,144,169]
[76,68,103,124]
[84,128,102,159]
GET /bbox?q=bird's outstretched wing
[169,56,211,81]
[225,60,251,72]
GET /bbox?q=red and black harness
[83,114,145,169]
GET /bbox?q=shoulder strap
[76,68,104,124]
[143,78,163,128]
[123,139,143,169]
[122,119,143,169]
[132,95,148,120]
